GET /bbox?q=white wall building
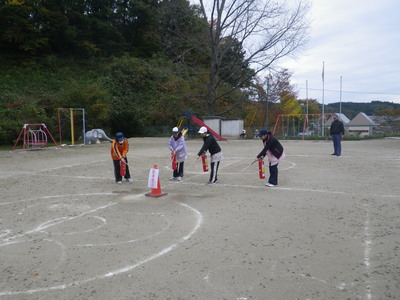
[203,116,244,138]
[347,112,385,137]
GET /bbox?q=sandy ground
[0,137,399,300]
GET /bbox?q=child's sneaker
[206,180,217,185]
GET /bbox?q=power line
[301,87,400,95]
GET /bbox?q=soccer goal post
[58,108,86,145]
[273,113,335,140]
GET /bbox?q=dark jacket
[198,134,221,156]
[330,120,345,135]
[257,134,284,159]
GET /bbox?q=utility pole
[322,61,325,136]
[339,75,342,115]
[306,79,309,135]
[306,80,309,115]
[264,75,270,128]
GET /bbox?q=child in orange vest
[111,132,133,184]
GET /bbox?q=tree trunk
[207,67,217,115]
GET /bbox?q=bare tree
[196,0,310,115]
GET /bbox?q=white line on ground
[77,213,171,247]
[178,181,400,199]
[0,199,203,297]
[363,202,372,300]
[0,192,115,206]
[1,202,117,244]
[0,160,107,179]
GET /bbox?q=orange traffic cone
[145,165,168,198]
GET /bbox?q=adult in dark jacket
[197,126,223,184]
[255,129,285,187]
[330,115,345,156]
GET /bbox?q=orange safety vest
[111,139,129,160]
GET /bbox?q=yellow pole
[177,117,183,128]
[70,108,75,145]
[182,128,188,137]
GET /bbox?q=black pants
[268,163,278,185]
[113,158,131,182]
[173,161,184,178]
[209,161,220,183]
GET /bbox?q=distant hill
[325,101,400,119]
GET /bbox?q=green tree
[298,99,320,115]
[105,56,200,136]
[254,69,301,127]
[0,0,51,53]
[157,0,208,66]
[0,0,152,57]
[58,81,112,131]
[113,0,161,57]
[376,107,400,133]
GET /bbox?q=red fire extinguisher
[258,159,265,179]
[171,153,177,170]
[201,154,208,172]
[120,159,126,177]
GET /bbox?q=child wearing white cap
[168,127,187,181]
[197,126,223,184]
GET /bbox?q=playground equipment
[58,108,86,145]
[273,113,335,140]
[84,129,113,144]
[177,110,228,141]
[12,123,59,151]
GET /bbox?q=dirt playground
[0,137,399,299]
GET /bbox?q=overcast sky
[280,0,400,105]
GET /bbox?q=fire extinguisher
[258,159,265,179]
[171,153,177,170]
[201,154,208,172]
[120,159,126,177]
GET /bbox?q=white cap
[198,126,208,134]
[172,127,179,133]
